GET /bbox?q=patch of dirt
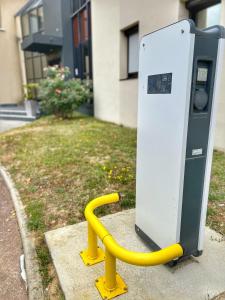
[46,265,64,300]
[212,292,225,300]
[208,202,225,235]
[2,126,45,137]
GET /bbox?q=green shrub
[38,66,92,118]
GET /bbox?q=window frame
[187,0,221,23]
[124,24,139,79]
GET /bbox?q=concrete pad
[0,120,29,133]
[45,209,225,300]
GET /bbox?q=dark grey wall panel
[43,0,63,37]
[60,0,74,76]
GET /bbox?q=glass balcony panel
[22,14,30,37]
[41,55,47,71]
[33,56,42,79]
[26,59,34,81]
[24,51,32,58]
[30,9,39,34]
[38,6,44,31]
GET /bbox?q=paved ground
[0,177,27,300]
[0,120,28,133]
[46,209,225,300]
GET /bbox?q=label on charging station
[192,148,203,156]
[147,73,172,94]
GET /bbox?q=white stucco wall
[119,79,138,127]
[119,0,188,127]
[0,0,26,104]
[92,0,188,127]
[91,0,120,124]
[215,0,225,151]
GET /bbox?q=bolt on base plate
[80,247,105,266]
[95,273,128,300]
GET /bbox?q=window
[124,25,139,78]
[30,9,39,34]
[21,6,44,38]
[33,56,42,78]
[37,6,44,31]
[73,15,79,48]
[24,51,47,83]
[80,8,89,43]
[195,3,221,28]
[25,58,34,80]
[187,0,221,29]
[72,0,89,14]
[72,2,92,80]
[41,54,47,69]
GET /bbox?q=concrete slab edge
[0,166,44,300]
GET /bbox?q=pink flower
[55,89,62,95]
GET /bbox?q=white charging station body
[135,20,224,258]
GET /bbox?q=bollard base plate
[95,273,128,300]
[80,247,105,266]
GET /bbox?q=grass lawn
[0,115,224,298]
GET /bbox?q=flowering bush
[38,66,92,118]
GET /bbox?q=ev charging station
[135,20,225,260]
[45,19,225,300]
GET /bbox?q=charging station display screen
[197,67,208,82]
[147,73,172,94]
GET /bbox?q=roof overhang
[21,32,63,53]
[186,0,221,11]
[16,0,43,17]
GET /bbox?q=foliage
[23,83,39,100]
[38,66,92,118]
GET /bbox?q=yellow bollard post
[95,247,128,300]
[87,223,98,259]
[105,248,117,291]
[80,222,105,266]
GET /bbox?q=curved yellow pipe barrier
[80,193,184,300]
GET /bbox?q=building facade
[0,0,92,104]
[16,0,92,84]
[16,0,74,82]
[91,0,225,150]
[0,0,27,104]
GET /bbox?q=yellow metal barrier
[80,193,184,300]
